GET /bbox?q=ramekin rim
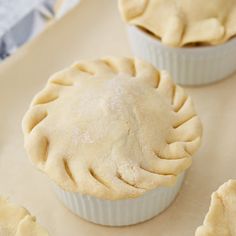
[128,25,236,53]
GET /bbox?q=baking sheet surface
[0,0,236,235]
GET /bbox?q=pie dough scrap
[0,197,49,236]
[22,57,202,200]
[119,0,236,47]
[195,180,236,236]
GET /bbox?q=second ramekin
[127,26,236,86]
[53,172,185,226]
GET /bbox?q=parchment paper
[0,0,236,235]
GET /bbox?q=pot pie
[0,197,49,236]
[119,0,236,47]
[195,180,236,236]
[22,57,202,200]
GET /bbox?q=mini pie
[119,0,236,47]
[22,57,202,200]
[195,180,236,236]
[0,197,49,236]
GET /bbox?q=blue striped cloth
[0,0,56,60]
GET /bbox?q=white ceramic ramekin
[53,172,185,226]
[127,26,236,86]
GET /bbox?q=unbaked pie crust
[119,0,236,47]
[0,197,49,236]
[195,180,236,236]
[22,57,202,200]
